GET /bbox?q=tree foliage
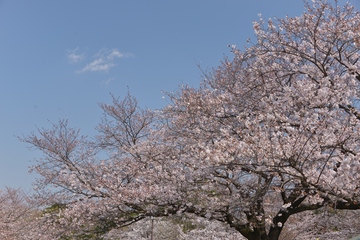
[21,1,360,239]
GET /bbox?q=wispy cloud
[78,58,115,73]
[101,76,115,86]
[66,48,85,63]
[76,48,133,73]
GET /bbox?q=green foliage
[43,203,66,215]
[42,203,117,239]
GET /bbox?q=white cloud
[107,49,133,60]
[78,58,115,73]
[66,48,85,63]
[75,48,133,73]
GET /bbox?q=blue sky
[0,0,356,190]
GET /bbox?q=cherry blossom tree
[0,188,30,239]
[0,187,54,240]
[22,0,360,239]
[21,93,185,238]
[164,0,360,238]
